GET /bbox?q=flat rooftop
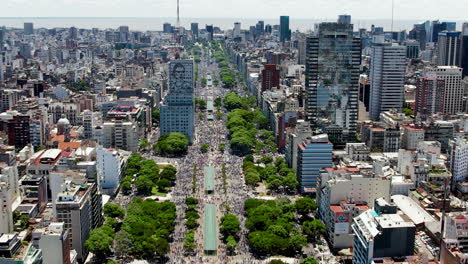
[204,166,215,192]
[204,204,217,253]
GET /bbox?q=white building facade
[369,37,407,120]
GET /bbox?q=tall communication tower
[177,0,180,28]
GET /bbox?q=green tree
[245,170,260,186]
[302,219,326,242]
[226,235,237,253]
[267,178,282,191]
[201,77,207,87]
[184,230,196,252]
[13,211,29,230]
[154,237,170,256]
[135,175,154,195]
[220,214,241,237]
[260,155,274,164]
[154,132,189,156]
[269,260,288,264]
[218,143,226,152]
[121,181,132,194]
[185,197,199,205]
[156,178,171,190]
[139,138,149,149]
[300,257,318,264]
[85,226,115,260]
[214,97,223,107]
[152,110,160,126]
[198,99,207,110]
[104,203,125,219]
[283,173,299,193]
[294,197,317,217]
[289,234,307,253]
[200,144,209,153]
[113,230,133,259]
[244,154,255,163]
[274,157,287,172]
[160,165,177,182]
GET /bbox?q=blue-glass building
[297,134,333,193]
[280,16,291,42]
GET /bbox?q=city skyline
[1,0,468,20]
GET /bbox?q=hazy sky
[1,0,467,20]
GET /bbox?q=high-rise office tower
[443,22,456,31]
[424,66,463,114]
[233,22,241,38]
[369,36,406,120]
[68,26,78,40]
[437,31,461,66]
[409,23,427,50]
[460,23,468,77]
[404,40,420,59]
[191,23,199,39]
[0,55,4,82]
[305,22,361,144]
[280,16,291,42]
[297,38,307,64]
[265,24,272,34]
[256,21,264,36]
[119,26,129,42]
[297,134,333,193]
[206,25,214,40]
[249,26,256,41]
[160,60,195,142]
[338,14,351,24]
[163,23,172,33]
[415,76,445,115]
[24,22,34,35]
[430,21,456,43]
[0,29,4,43]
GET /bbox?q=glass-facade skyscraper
[280,16,291,42]
[305,22,361,145]
[160,60,195,142]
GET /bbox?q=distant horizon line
[0,16,464,22]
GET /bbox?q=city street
[161,46,261,264]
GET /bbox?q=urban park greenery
[244,198,308,257]
[153,132,189,156]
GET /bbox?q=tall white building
[102,121,138,152]
[233,22,241,38]
[0,166,20,234]
[96,146,126,190]
[424,66,463,114]
[160,60,195,142]
[449,137,468,183]
[0,54,4,82]
[369,36,407,120]
[32,222,75,264]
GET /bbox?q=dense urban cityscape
[0,3,467,264]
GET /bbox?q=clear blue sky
[1,0,467,21]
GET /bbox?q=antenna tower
[391,0,394,32]
[177,0,180,28]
